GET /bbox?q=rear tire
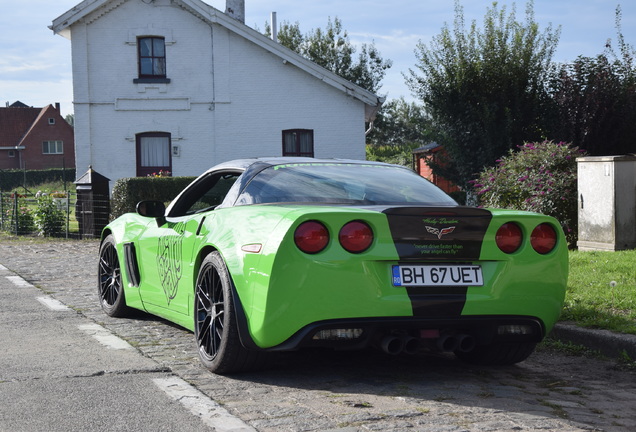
[455,342,537,365]
[194,251,263,374]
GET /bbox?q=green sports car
[98,158,568,374]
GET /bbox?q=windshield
[234,163,457,206]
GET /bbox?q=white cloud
[1,0,634,112]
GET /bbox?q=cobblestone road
[1,238,635,431]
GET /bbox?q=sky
[1,0,635,118]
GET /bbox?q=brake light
[496,222,523,253]
[531,223,558,254]
[294,221,329,254]
[339,221,373,253]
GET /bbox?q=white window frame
[42,140,64,155]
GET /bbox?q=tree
[265,17,392,93]
[406,0,560,188]
[547,7,636,156]
[366,97,434,147]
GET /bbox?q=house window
[137,37,167,80]
[8,150,15,158]
[136,132,172,177]
[42,141,63,154]
[282,129,314,157]
[48,118,55,125]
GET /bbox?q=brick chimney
[225,0,245,23]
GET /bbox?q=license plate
[392,265,483,287]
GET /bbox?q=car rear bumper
[257,315,545,353]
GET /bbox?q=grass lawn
[564,249,636,335]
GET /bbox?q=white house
[50,0,383,182]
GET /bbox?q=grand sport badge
[425,226,456,239]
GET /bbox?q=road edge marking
[37,296,72,311]
[5,275,35,288]
[153,376,257,432]
[78,323,134,350]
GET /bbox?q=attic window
[48,118,55,125]
[135,37,170,83]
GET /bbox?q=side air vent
[123,242,141,287]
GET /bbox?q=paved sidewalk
[0,245,254,432]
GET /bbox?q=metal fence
[0,190,109,239]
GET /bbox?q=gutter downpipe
[365,96,385,136]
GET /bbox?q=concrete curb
[551,321,636,360]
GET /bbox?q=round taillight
[339,221,373,253]
[496,222,523,254]
[294,221,329,254]
[531,223,558,254]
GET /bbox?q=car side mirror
[136,200,166,219]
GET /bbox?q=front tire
[455,342,537,365]
[194,251,262,374]
[98,235,129,317]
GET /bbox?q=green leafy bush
[110,176,196,220]
[366,143,419,168]
[473,141,585,246]
[0,168,75,191]
[2,196,35,234]
[34,196,65,236]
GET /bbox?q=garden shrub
[110,176,196,220]
[34,196,65,236]
[0,168,75,191]
[2,196,35,234]
[366,143,420,168]
[472,141,585,247]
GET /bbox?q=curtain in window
[282,130,314,156]
[139,38,152,56]
[299,132,313,154]
[152,37,166,76]
[140,136,169,167]
[283,132,297,154]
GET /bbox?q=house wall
[20,105,76,170]
[0,105,75,171]
[70,0,366,183]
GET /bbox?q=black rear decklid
[383,207,493,261]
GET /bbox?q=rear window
[235,163,457,206]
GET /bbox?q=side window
[136,132,171,177]
[135,37,169,83]
[282,129,314,157]
[168,172,241,216]
[185,173,239,214]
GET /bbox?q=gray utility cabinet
[577,155,636,251]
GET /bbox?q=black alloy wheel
[194,251,263,374]
[98,235,129,317]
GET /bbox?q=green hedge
[0,168,76,191]
[110,176,196,220]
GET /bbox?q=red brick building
[0,101,75,170]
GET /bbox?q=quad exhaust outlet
[378,333,476,355]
